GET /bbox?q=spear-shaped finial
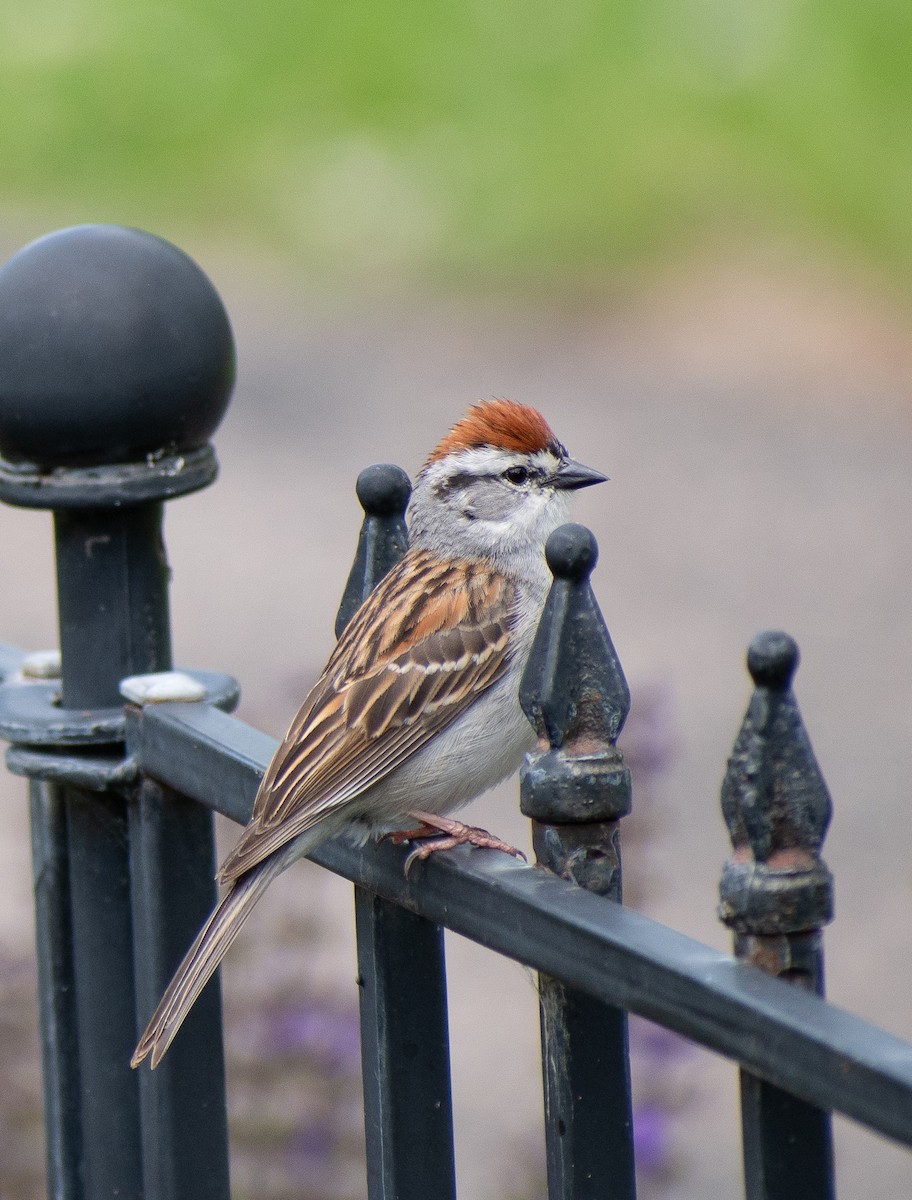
[520,523,630,755]
[719,642,836,1186]
[520,523,631,893]
[719,630,833,937]
[335,464,411,638]
[520,524,638,1195]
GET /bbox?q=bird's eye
[503,465,529,485]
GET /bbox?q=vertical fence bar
[0,225,236,1199]
[719,632,835,1200]
[53,505,172,710]
[336,464,457,1199]
[129,778,231,1200]
[65,784,144,1196]
[355,890,457,1200]
[54,502,173,1199]
[520,524,637,1200]
[29,779,84,1200]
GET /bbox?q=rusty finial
[719,631,833,937]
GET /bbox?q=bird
[132,398,606,1068]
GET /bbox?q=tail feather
[132,849,293,1070]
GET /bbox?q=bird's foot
[381,820,442,846]
[387,810,526,874]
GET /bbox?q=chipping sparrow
[132,399,605,1068]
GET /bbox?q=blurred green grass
[2,0,911,284]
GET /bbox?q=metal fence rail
[1,225,911,1200]
[125,697,912,1147]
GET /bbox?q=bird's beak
[550,458,608,490]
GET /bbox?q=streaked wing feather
[221,646,507,881]
[216,718,440,879]
[218,550,516,884]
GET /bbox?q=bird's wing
[217,549,517,883]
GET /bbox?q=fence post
[0,225,235,1200]
[336,466,459,1200]
[719,631,835,1200]
[520,523,637,1200]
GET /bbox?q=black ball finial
[747,630,799,691]
[355,464,412,517]
[0,225,235,468]
[545,523,598,582]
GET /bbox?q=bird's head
[408,399,606,568]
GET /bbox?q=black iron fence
[0,225,910,1200]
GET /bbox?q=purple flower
[267,1003,362,1073]
[633,1103,669,1173]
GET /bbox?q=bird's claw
[394,813,526,875]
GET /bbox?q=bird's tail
[132,847,294,1070]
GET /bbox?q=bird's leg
[381,819,443,846]
[394,810,526,872]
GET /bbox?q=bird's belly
[358,678,537,827]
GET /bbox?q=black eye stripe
[433,470,475,497]
[434,463,550,496]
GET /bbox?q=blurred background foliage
[1,0,911,287]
